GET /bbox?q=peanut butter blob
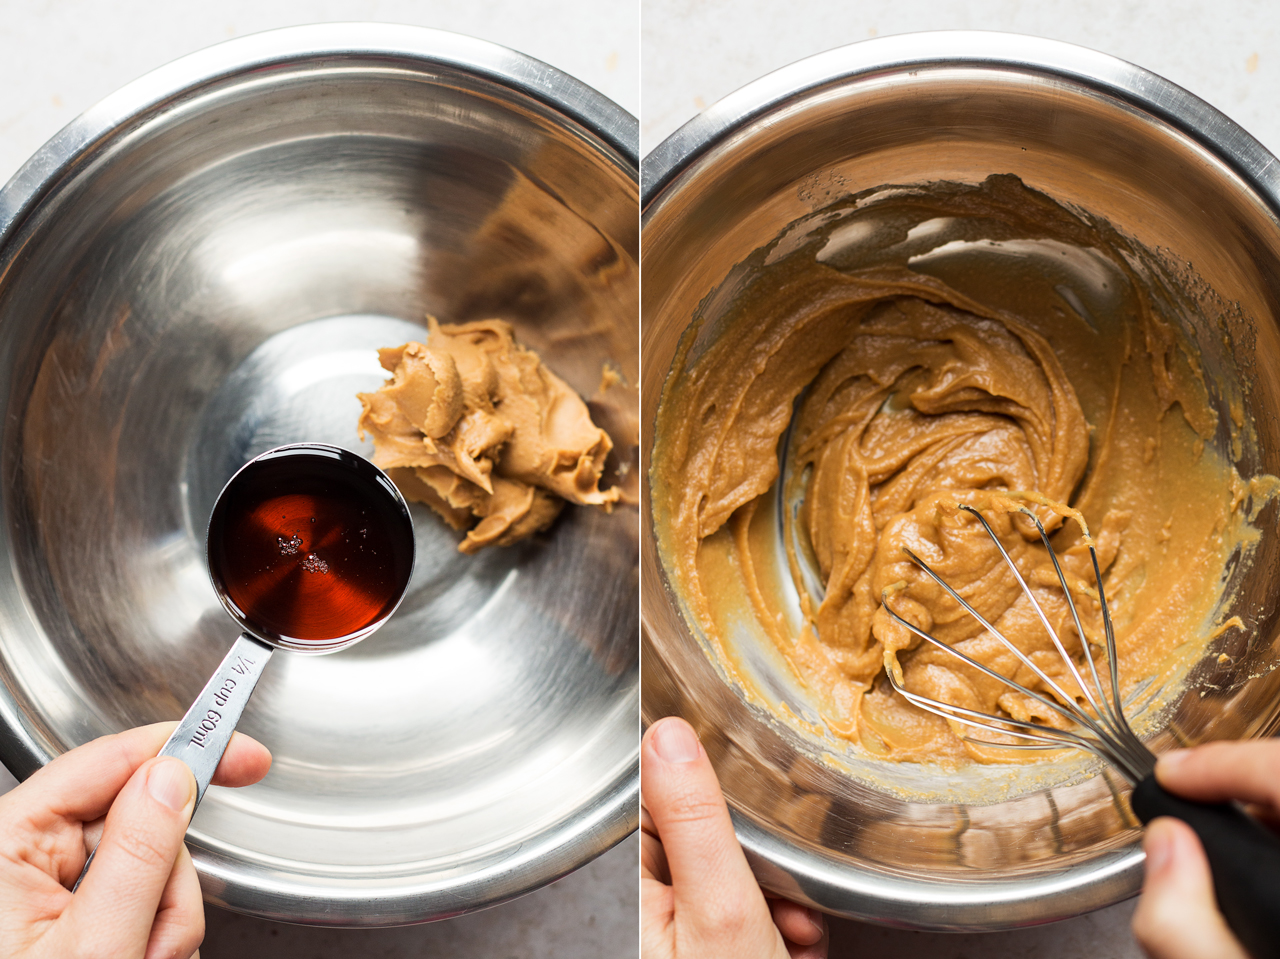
[651,176,1270,768]
[359,318,620,552]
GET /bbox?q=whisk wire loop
[899,545,1121,753]
[874,509,1280,956]
[1090,545,1129,732]
[883,599,1103,742]
[881,503,1156,783]
[959,505,1113,727]
[891,677,1099,751]
[1019,510,1123,731]
[988,506,1151,774]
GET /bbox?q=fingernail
[147,758,195,812]
[805,907,824,937]
[1144,819,1175,875]
[651,718,701,764]
[1155,749,1189,786]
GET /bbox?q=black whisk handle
[1132,774,1280,959]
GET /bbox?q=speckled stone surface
[197,835,639,959]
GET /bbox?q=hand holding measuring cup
[0,724,270,959]
[73,443,416,887]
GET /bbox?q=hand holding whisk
[880,502,1280,959]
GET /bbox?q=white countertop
[0,0,638,189]
[641,0,1280,158]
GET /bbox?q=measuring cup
[75,443,415,888]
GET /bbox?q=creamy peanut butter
[359,317,620,552]
[651,176,1270,768]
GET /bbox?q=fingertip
[805,907,825,943]
[789,940,829,959]
[211,732,273,787]
[788,913,830,959]
[239,734,273,780]
[68,757,197,953]
[646,717,704,765]
[1139,817,1205,920]
[1141,816,1176,875]
[1153,748,1190,788]
[1151,739,1280,807]
[640,717,724,825]
[146,757,196,815]
[1134,817,1247,959]
[230,730,272,763]
[641,716,767,928]
[770,898,824,947]
[145,842,206,959]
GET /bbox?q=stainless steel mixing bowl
[0,23,638,925]
[642,32,1280,930]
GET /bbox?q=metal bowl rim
[640,30,1280,214]
[0,21,639,245]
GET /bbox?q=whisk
[880,504,1280,959]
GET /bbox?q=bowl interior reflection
[0,33,638,923]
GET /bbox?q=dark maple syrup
[207,446,415,643]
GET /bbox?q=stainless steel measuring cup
[75,442,415,888]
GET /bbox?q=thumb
[64,756,197,955]
[1131,817,1249,959]
[641,718,774,941]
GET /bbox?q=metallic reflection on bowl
[641,32,1280,930]
[0,23,638,925]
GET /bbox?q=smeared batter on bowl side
[651,176,1275,767]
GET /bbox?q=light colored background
[0,0,638,188]
[0,3,637,958]
[641,1,1278,957]
[642,0,1279,157]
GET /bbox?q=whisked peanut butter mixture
[651,176,1270,766]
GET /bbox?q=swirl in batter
[651,178,1266,766]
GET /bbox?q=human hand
[0,722,272,959]
[641,716,828,959]
[1131,739,1280,959]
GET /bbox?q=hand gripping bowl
[0,24,638,924]
[641,32,1280,930]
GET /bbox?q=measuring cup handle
[158,632,274,807]
[73,632,273,892]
